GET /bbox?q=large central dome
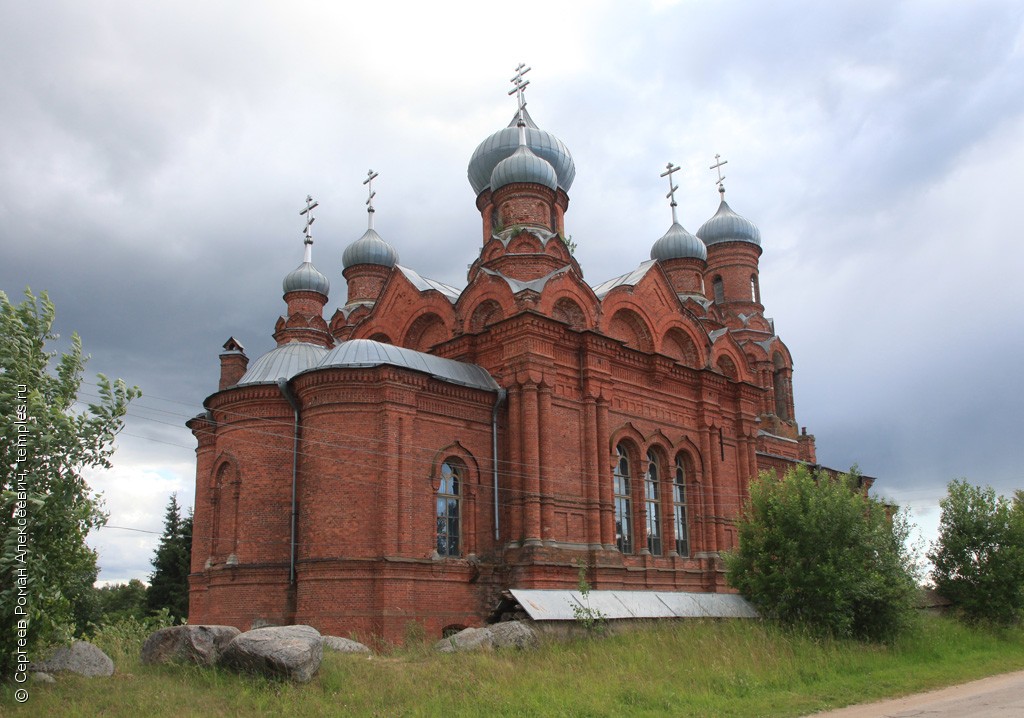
[467,107,575,196]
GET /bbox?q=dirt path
[805,669,1024,717]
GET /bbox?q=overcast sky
[3,1,1022,584]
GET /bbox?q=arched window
[673,456,689,557]
[436,460,461,557]
[713,276,724,303]
[750,275,760,303]
[613,444,633,554]
[644,450,662,555]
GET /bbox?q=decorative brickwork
[188,98,844,645]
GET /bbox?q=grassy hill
[4,615,1024,717]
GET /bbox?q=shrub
[928,479,1024,625]
[725,465,918,642]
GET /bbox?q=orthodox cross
[710,154,728,191]
[660,162,681,225]
[363,169,379,228]
[299,194,318,245]
[508,63,531,121]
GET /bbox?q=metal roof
[697,199,762,247]
[467,108,576,195]
[342,227,399,269]
[591,260,658,299]
[651,221,707,262]
[397,266,462,303]
[490,144,558,191]
[236,342,329,386]
[481,265,570,295]
[510,589,758,621]
[313,339,499,392]
[282,261,330,296]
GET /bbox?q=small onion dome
[282,261,330,296]
[651,222,707,262]
[490,144,558,192]
[342,228,399,269]
[696,199,762,247]
[467,108,575,195]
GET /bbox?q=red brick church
[188,68,827,641]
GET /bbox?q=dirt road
[806,670,1024,717]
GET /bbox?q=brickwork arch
[402,312,449,352]
[607,308,654,352]
[661,326,703,368]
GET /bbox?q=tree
[0,288,139,676]
[724,465,918,642]
[928,479,1024,625]
[94,579,149,624]
[146,493,192,623]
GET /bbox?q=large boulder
[322,635,371,654]
[30,641,114,677]
[434,621,538,653]
[141,625,241,666]
[220,625,322,682]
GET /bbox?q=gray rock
[434,621,537,653]
[220,625,322,682]
[30,641,114,677]
[141,625,241,666]
[31,672,55,683]
[322,635,371,654]
[487,620,538,649]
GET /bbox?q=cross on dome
[660,162,681,225]
[363,169,379,229]
[508,63,531,125]
[710,154,728,194]
[298,194,319,263]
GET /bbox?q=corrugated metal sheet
[592,260,658,299]
[315,339,499,393]
[397,266,461,303]
[236,342,329,386]
[510,589,758,621]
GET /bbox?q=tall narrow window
[713,276,724,303]
[673,456,689,557]
[645,450,662,555]
[750,275,760,303]
[613,444,633,554]
[436,460,461,557]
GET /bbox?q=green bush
[725,465,918,642]
[928,479,1024,626]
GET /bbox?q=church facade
[188,72,826,642]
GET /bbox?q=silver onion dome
[651,222,707,262]
[342,228,399,269]
[490,144,558,192]
[282,261,330,296]
[696,199,762,247]
[468,108,575,195]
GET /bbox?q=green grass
[4,615,1024,717]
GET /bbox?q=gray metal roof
[397,266,462,303]
[236,342,329,386]
[510,589,758,621]
[651,222,707,262]
[481,265,570,295]
[282,261,330,297]
[467,108,576,195]
[313,339,499,392]
[697,199,762,247]
[342,227,399,269]
[490,144,558,192]
[591,260,658,299]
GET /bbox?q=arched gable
[402,311,449,352]
[606,307,654,352]
[352,266,457,346]
[455,273,516,334]
[660,325,708,368]
[709,332,754,383]
[534,271,600,331]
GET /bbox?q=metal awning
[509,589,758,621]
